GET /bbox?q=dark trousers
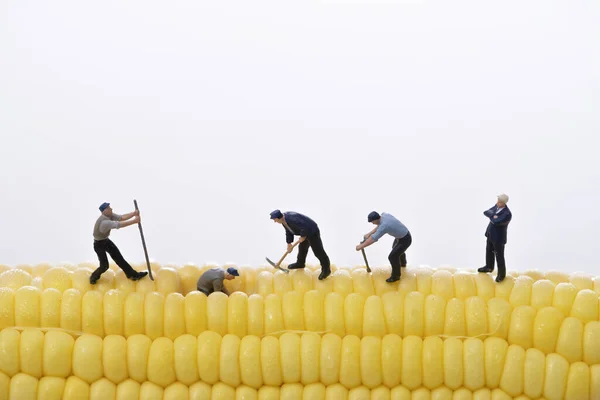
[389,232,412,278]
[92,239,136,279]
[485,238,506,277]
[296,233,331,271]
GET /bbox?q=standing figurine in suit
[478,194,512,282]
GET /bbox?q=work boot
[288,263,305,270]
[386,275,400,283]
[495,274,505,283]
[130,271,148,281]
[478,266,493,273]
[89,275,100,285]
[318,268,331,280]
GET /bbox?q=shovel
[266,239,301,273]
[134,199,154,281]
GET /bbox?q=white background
[1,0,599,276]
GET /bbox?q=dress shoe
[386,276,400,283]
[318,269,331,280]
[495,275,505,283]
[478,266,493,273]
[288,263,306,270]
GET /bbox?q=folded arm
[490,212,511,226]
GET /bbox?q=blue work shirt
[371,212,409,241]
[282,212,320,243]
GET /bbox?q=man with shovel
[90,202,148,284]
[269,209,332,280]
[356,211,412,283]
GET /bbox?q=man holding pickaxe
[270,209,332,280]
[356,211,412,283]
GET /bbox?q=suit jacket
[484,205,512,244]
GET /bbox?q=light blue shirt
[371,212,409,241]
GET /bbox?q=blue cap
[368,211,380,222]
[99,202,110,212]
[270,209,283,219]
[227,267,239,277]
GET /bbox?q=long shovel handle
[361,239,371,273]
[134,199,154,281]
[277,238,301,266]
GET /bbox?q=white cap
[497,193,509,203]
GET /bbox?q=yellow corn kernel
[127,334,151,383]
[114,270,136,295]
[487,298,511,339]
[279,383,302,399]
[144,291,165,339]
[163,381,188,400]
[240,335,263,389]
[81,290,104,336]
[552,283,578,316]
[90,377,116,400]
[303,383,325,400]
[490,388,511,400]
[257,271,274,298]
[37,376,65,400]
[0,269,32,290]
[464,338,485,391]
[292,269,313,294]
[570,289,599,322]
[63,376,89,400]
[444,298,466,336]
[415,268,433,296]
[474,273,495,302]
[531,280,555,309]
[348,385,370,400]
[19,328,43,378]
[40,288,61,328]
[282,291,304,331]
[352,269,374,297]
[103,335,128,384]
[43,267,72,292]
[363,296,387,337]
[147,336,176,388]
[583,321,600,364]
[197,330,221,384]
[422,336,443,389]
[565,361,589,400]
[304,290,325,332]
[509,276,533,307]
[360,336,382,388]
[333,271,353,297]
[273,271,292,295]
[383,291,405,336]
[484,337,508,388]
[411,387,430,400]
[0,288,15,331]
[431,270,454,300]
[71,269,93,294]
[590,364,600,400]
[139,381,164,400]
[298,333,319,386]
[103,289,125,336]
[164,292,186,340]
[116,379,140,400]
[15,286,41,327]
[340,335,361,389]
[325,383,348,400]
[344,293,365,337]
[260,336,282,386]
[401,336,422,390]
[43,330,74,378]
[533,306,564,354]
[319,333,341,386]
[155,267,181,294]
[454,272,476,300]
[543,353,569,400]
[9,373,37,400]
[404,292,424,337]
[60,288,82,332]
[0,372,8,400]
[123,292,144,337]
[220,334,242,387]
[556,317,583,363]
[508,305,536,349]
[444,337,463,390]
[431,386,452,400]
[523,348,545,399]
[190,381,213,400]
[73,334,103,384]
[390,385,411,399]
[95,269,116,294]
[324,292,345,337]
[499,344,525,396]
[184,291,207,336]
[0,328,19,377]
[173,334,198,385]
[495,276,515,300]
[264,293,286,336]
[423,294,445,337]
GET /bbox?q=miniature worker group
[89,194,513,296]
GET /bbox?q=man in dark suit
[478,193,512,282]
[270,209,331,280]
